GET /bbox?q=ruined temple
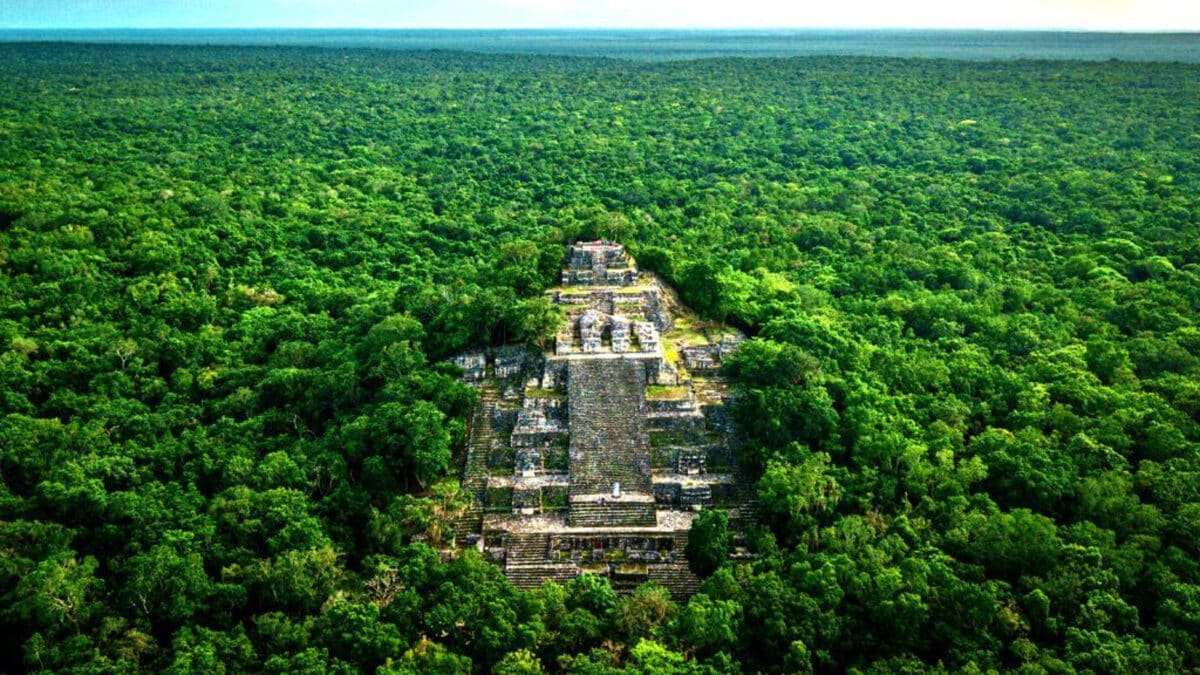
[451,242,753,597]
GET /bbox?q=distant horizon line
[3,26,1198,35]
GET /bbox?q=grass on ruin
[662,339,681,366]
[646,385,690,400]
[665,316,713,346]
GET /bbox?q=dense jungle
[1,43,1199,673]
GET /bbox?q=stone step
[505,563,580,589]
[451,513,484,549]
[610,575,643,593]
[568,358,653,500]
[569,500,657,527]
[462,385,505,506]
[647,563,702,600]
[504,532,551,565]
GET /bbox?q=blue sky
[1,0,1196,31]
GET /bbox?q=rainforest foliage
[1,44,1199,673]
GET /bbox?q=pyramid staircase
[567,359,656,527]
[504,531,581,589]
[454,384,501,545]
[648,563,702,599]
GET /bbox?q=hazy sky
[1,0,1196,31]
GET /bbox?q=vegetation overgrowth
[1,44,1198,673]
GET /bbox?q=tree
[379,638,471,675]
[686,509,731,578]
[231,547,342,613]
[757,450,840,540]
[556,574,619,653]
[312,601,403,669]
[616,583,676,641]
[9,554,101,633]
[359,314,426,382]
[494,649,545,675]
[1077,470,1163,538]
[120,541,211,624]
[965,508,1062,579]
[166,626,257,675]
[672,593,740,657]
[626,639,701,674]
[369,400,453,489]
[506,296,564,351]
[679,259,726,322]
[413,479,472,550]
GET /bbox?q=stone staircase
[454,384,502,545]
[648,563,702,599]
[451,511,484,549]
[463,384,501,501]
[568,500,657,527]
[504,530,578,590]
[639,528,703,598]
[567,358,656,526]
[567,359,652,496]
[506,564,581,590]
[505,531,551,565]
[727,479,761,527]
